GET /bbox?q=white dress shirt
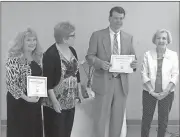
[109,27,121,54]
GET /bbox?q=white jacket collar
[150,48,171,60]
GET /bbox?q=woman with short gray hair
[141,29,179,137]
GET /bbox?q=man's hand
[87,87,95,99]
[130,60,138,69]
[101,61,111,70]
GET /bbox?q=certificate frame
[109,55,135,73]
[27,76,47,97]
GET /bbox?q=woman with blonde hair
[141,29,179,137]
[6,28,43,137]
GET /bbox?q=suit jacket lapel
[102,28,111,60]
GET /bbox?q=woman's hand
[48,89,61,113]
[150,92,160,99]
[21,94,39,103]
[150,91,168,100]
[27,96,40,103]
[157,87,171,100]
[151,90,169,101]
[157,92,169,100]
[52,101,62,113]
[156,83,173,100]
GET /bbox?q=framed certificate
[109,55,135,73]
[27,76,47,97]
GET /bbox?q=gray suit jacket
[86,27,136,96]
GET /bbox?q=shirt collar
[109,26,120,35]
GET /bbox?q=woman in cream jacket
[141,29,179,137]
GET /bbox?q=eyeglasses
[68,34,75,38]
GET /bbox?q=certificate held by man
[27,76,47,97]
[109,55,135,73]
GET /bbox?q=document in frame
[27,76,47,97]
[109,55,135,73]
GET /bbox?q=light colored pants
[105,109,127,137]
[92,78,127,137]
[120,111,127,137]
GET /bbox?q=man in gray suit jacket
[86,6,137,137]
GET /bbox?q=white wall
[1,2,179,121]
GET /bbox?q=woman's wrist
[51,97,59,105]
[168,82,175,92]
[149,90,154,95]
[77,83,82,94]
[20,93,29,101]
[48,89,59,104]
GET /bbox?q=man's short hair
[109,6,126,17]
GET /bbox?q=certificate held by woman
[27,76,47,97]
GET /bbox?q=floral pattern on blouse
[42,49,79,110]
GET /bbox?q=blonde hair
[8,27,43,64]
[54,21,75,44]
[152,29,172,45]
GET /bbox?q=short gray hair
[54,21,75,44]
[152,29,172,45]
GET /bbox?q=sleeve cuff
[142,76,150,84]
[170,79,177,86]
[148,89,154,95]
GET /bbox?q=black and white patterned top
[6,53,42,99]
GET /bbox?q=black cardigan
[43,43,80,90]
